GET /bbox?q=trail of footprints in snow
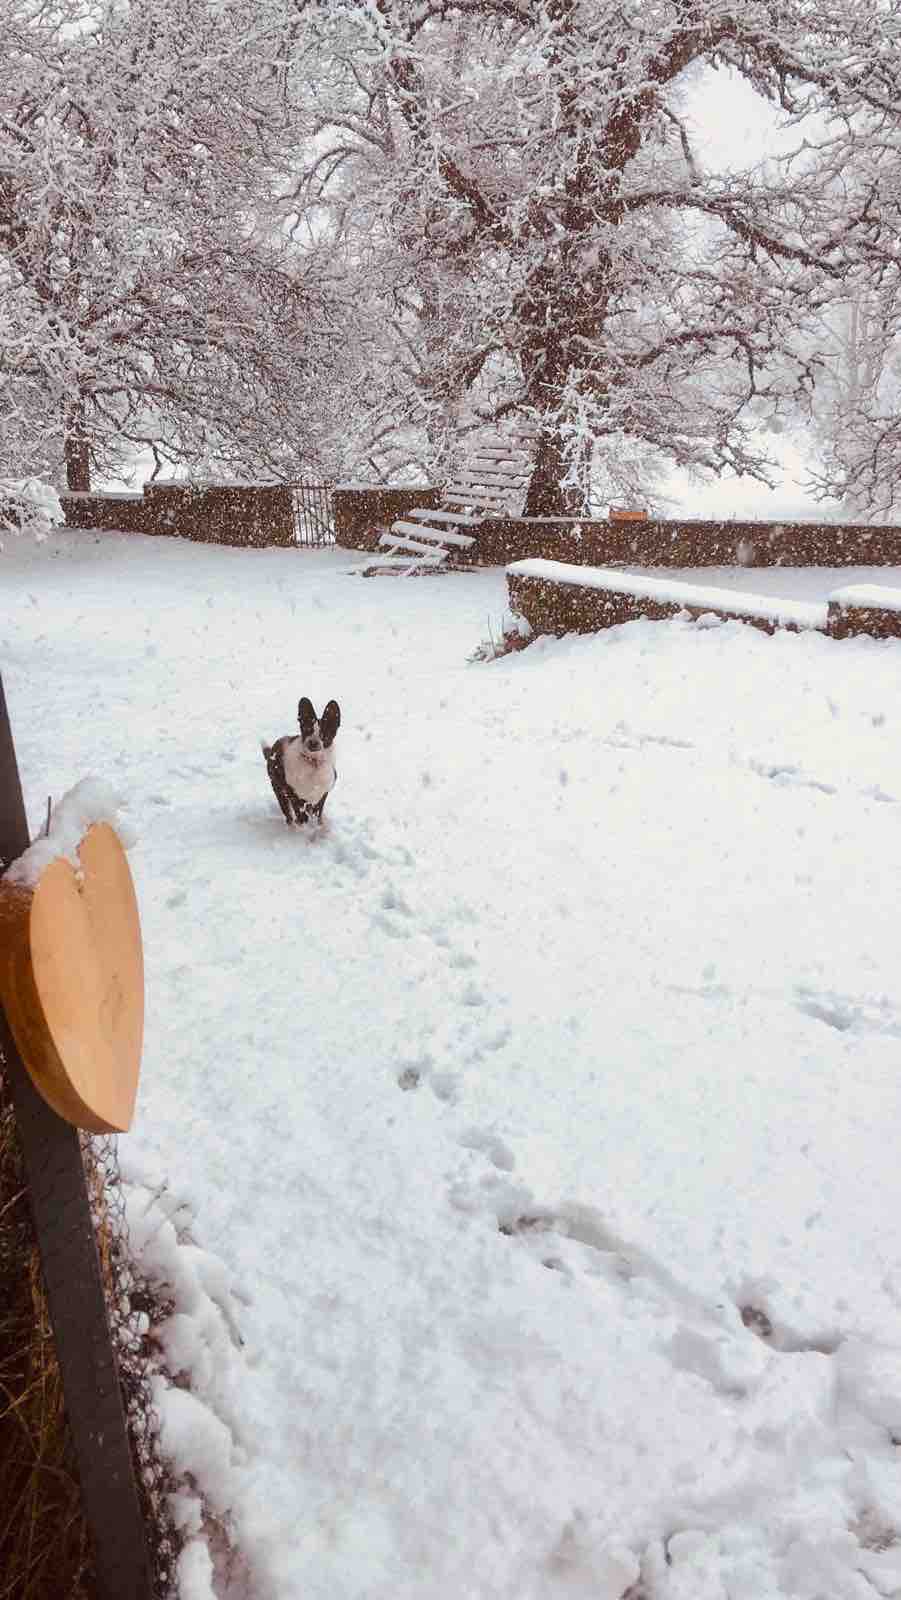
[743,755,895,804]
[462,1177,846,1372]
[795,985,901,1037]
[373,863,899,1599]
[669,980,901,1041]
[335,804,901,1596]
[347,814,852,1393]
[605,721,896,805]
[323,813,515,1103]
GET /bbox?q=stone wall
[62,492,152,535]
[330,490,901,567]
[62,481,901,568]
[508,566,901,642]
[141,483,295,546]
[332,486,443,551]
[481,515,901,568]
[62,483,296,546]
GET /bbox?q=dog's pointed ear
[320,700,341,745]
[298,697,316,737]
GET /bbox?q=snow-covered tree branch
[1,0,351,492]
[290,0,901,513]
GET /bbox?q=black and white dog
[262,698,341,826]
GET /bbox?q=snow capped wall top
[507,560,829,629]
[828,584,901,613]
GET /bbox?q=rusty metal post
[0,671,152,1600]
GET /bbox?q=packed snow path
[5,531,901,1599]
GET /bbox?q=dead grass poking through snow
[469,613,534,663]
[0,1067,180,1600]
[0,1074,96,1600]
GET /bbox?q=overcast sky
[666,66,831,522]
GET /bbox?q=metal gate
[291,484,334,546]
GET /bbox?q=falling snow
[4,528,901,1600]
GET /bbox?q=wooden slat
[466,446,528,456]
[444,488,518,509]
[455,486,526,503]
[470,437,535,454]
[406,508,483,527]
[374,425,534,576]
[461,473,529,491]
[465,452,530,468]
[452,466,528,482]
[444,430,531,513]
[467,446,528,460]
[379,532,451,558]
[445,478,519,497]
[385,528,444,553]
[389,520,475,548]
[460,454,524,467]
[366,553,441,569]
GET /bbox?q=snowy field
[5,527,901,1600]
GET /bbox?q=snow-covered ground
[5,528,901,1600]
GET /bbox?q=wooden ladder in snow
[377,427,536,573]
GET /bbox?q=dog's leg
[313,764,336,824]
[263,742,295,825]
[275,783,295,825]
[271,772,296,825]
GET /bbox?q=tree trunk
[64,398,91,493]
[523,424,587,518]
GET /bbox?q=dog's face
[297,698,341,765]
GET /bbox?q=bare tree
[290,0,901,514]
[1,0,348,493]
[803,113,901,518]
[801,284,900,519]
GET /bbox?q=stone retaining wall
[507,563,901,642]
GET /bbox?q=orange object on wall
[0,823,143,1132]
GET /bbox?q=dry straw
[0,1069,95,1598]
[0,1065,178,1599]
